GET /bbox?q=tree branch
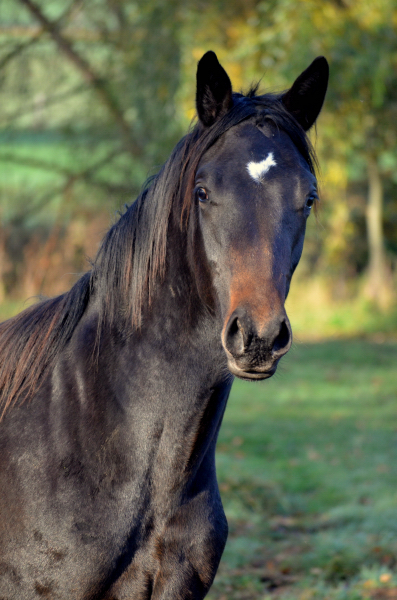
[18,0,137,155]
[0,1,85,72]
[0,84,87,125]
[0,30,43,71]
[1,148,135,220]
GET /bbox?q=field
[209,339,397,600]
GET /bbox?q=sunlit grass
[286,276,397,341]
[0,299,34,321]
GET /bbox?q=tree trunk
[0,228,5,304]
[365,158,392,308]
[0,227,7,305]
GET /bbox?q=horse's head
[194,51,328,380]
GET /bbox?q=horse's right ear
[196,51,233,127]
[281,57,329,131]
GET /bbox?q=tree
[0,0,185,298]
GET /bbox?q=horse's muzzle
[222,308,292,380]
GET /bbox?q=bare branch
[18,0,138,155]
[0,147,128,183]
[1,147,136,221]
[0,84,88,125]
[0,1,84,71]
[0,30,43,71]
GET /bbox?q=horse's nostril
[272,320,291,354]
[224,311,291,363]
[224,315,245,356]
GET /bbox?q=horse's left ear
[196,51,233,127]
[281,57,329,131]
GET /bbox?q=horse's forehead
[200,122,304,179]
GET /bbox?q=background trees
[1,0,396,316]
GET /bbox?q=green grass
[209,340,397,600]
[0,299,33,321]
[285,277,397,341]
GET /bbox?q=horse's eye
[196,187,209,203]
[306,195,316,209]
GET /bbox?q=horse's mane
[0,91,317,418]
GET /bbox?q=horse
[0,51,328,599]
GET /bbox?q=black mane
[0,91,316,417]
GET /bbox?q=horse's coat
[0,51,328,599]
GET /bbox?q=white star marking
[247,152,277,182]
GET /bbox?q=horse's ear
[281,57,329,131]
[196,51,233,127]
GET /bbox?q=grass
[209,339,397,599]
[0,299,34,321]
[285,276,397,342]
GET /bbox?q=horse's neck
[74,243,229,409]
[64,264,231,487]
[125,255,227,388]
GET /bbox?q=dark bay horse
[0,51,328,599]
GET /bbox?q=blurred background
[0,0,397,334]
[1,1,397,599]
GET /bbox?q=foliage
[1,0,397,311]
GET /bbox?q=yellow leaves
[185,107,196,122]
[324,160,348,189]
[349,0,393,31]
[318,162,353,275]
[226,15,255,46]
[224,62,243,90]
[192,48,206,61]
[308,0,396,34]
[310,1,340,32]
[226,25,241,43]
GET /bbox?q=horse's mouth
[227,361,278,381]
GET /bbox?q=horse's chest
[0,362,230,599]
